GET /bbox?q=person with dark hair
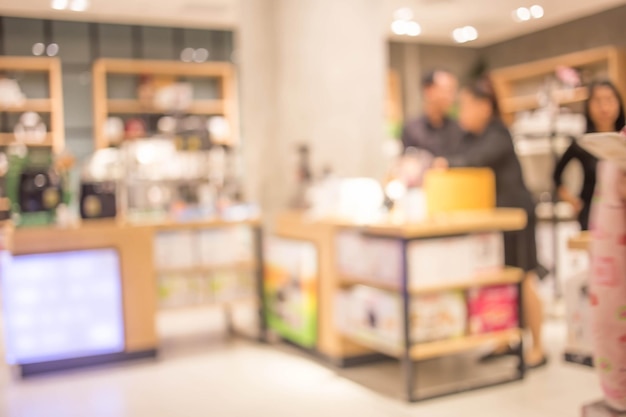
[553,80,626,230]
[400,69,463,156]
[433,78,546,368]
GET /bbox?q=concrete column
[239,0,388,216]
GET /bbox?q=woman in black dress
[432,78,545,368]
[553,80,626,230]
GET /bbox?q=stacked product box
[336,231,504,288]
[156,227,255,308]
[335,231,518,349]
[198,226,254,266]
[335,286,468,347]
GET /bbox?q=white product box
[410,292,467,343]
[470,232,505,273]
[408,236,473,288]
[155,231,196,269]
[337,287,468,348]
[199,227,254,267]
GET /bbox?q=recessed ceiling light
[515,7,531,21]
[51,0,68,10]
[406,21,421,37]
[70,0,89,11]
[393,7,414,21]
[463,26,478,41]
[391,20,409,36]
[452,26,478,43]
[530,5,544,18]
[453,28,466,43]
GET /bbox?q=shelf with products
[92,58,238,149]
[107,98,224,116]
[156,261,258,276]
[272,209,527,402]
[491,46,626,125]
[338,267,524,295]
[0,132,54,147]
[0,99,53,114]
[0,57,65,153]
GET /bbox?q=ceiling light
[530,5,544,18]
[391,20,409,36]
[51,0,68,10]
[515,7,531,21]
[69,0,88,11]
[463,26,478,41]
[452,26,478,43]
[453,28,466,43]
[393,7,414,21]
[406,21,421,37]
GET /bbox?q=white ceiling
[0,0,240,30]
[385,0,626,46]
[0,0,623,46]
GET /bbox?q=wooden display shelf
[0,132,54,147]
[159,296,256,312]
[0,99,53,113]
[93,58,239,149]
[156,261,257,275]
[340,328,522,361]
[491,46,626,125]
[324,208,527,239]
[568,232,590,251]
[107,99,224,115]
[410,329,522,361]
[500,87,588,114]
[340,267,523,294]
[0,57,64,153]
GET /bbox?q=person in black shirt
[401,70,464,156]
[433,78,546,368]
[553,80,626,230]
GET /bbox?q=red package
[468,285,519,334]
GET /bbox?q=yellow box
[424,168,496,214]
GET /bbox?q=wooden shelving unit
[92,58,239,149]
[339,267,523,295]
[0,57,65,153]
[340,329,522,362]
[491,46,626,125]
[156,261,257,276]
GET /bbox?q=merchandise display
[0,77,25,108]
[336,231,503,290]
[264,236,318,348]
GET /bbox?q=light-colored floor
[0,315,602,417]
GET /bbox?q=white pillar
[239,0,388,216]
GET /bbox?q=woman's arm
[446,123,513,168]
[553,143,583,212]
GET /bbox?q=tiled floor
[0,318,602,417]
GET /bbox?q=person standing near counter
[432,78,546,368]
[553,80,625,230]
[401,69,463,156]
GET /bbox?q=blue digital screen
[0,248,125,365]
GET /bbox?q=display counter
[1,218,263,376]
[268,209,527,401]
